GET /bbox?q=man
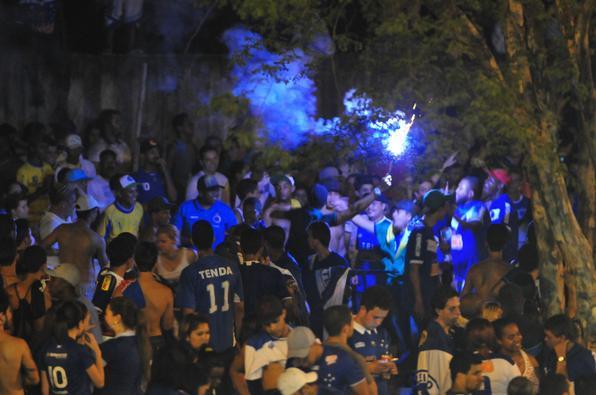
[89,109,132,168]
[416,286,463,395]
[16,140,54,226]
[494,318,539,390]
[98,174,144,243]
[446,353,484,395]
[241,296,291,395]
[0,290,40,394]
[237,227,291,318]
[461,224,512,304]
[313,305,371,395]
[87,149,117,212]
[173,175,237,248]
[347,175,379,267]
[543,314,595,383]
[166,113,198,204]
[302,221,350,338]
[176,220,244,353]
[507,169,532,249]
[277,368,318,395]
[186,145,231,204]
[451,176,490,291]
[0,237,18,289]
[132,138,177,204]
[55,133,97,183]
[42,194,108,300]
[233,178,260,223]
[405,190,448,326]
[349,286,398,395]
[134,241,174,353]
[46,263,102,343]
[39,183,76,244]
[92,233,145,313]
[482,169,518,262]
[319,177,347,257]
[138,196,173,243]
[264,174,300,243]
[242,197,266,230]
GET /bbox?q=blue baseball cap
[65,168,92,183]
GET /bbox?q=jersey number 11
[207,281,230,313]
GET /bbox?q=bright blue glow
[223,27,320,148]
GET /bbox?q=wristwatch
[557,356,566,363]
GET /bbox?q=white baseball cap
[65,134,83,150]
[119,174,139,189]
[75,193,99,212]
[277,368,317,395]
[46,263,81,287]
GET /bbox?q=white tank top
[519,349,539,388]
[155,248,194,282]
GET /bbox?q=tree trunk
[525,118,595,343]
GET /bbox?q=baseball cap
[65,134,83,150]
[287,326,317,358]
[46,263,81,287]
[320,177,341,193]
[311,183,328,208]
[277,368,318,395]
[422,189,451,212]
[147,196,173,213]
[140,138,159,154]
[118,174,139,190]
[271,174,293,187]
[488,168,511,185]
[75,194,99,212]
[65,168,92,183]
[197,175,224,191]
[107,233,137,267]
[393,200,416,214]
[318,166,340,181]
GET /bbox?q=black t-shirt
[239,261,290,316]
[97,335,143,395]
[544,342,596,382]
[286,207,338,267]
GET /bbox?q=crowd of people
[0,110,594,395]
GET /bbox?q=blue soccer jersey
[312,344,366,394]
[131,169,166,205]
[349,321,392,395]
[38,338,95,395]
[176,255,244,352]
[173,199,237,248]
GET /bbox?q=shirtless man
[321,177,348,258]
[42,195,108,300]
[264,175,301,244]
[461,223,512,303]
[133,242,174,352]
[0,290,40,394]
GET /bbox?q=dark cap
[107,233,137,267]
[320,177,341,193]
[197,175,224,191]
[374,193,391,205]
[147,196,173,213]
[140,138,159,154]
[393,200,416,214]
[311,183,328,208]
[422,189,451,212]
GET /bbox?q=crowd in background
[0,110,594,395]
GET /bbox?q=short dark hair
[135,242,158,272]
[354,174,373,192]
[360,286,393,312]
[242,197,260,212]
[14,219,31,247]
[49,183,74,206]
[465,318,494,351]
[4,193,26,212]
[16,245,47,276]
[0,288,9,314]
[507,376,536,395]
[498,283,525,316]
[192,220,214,251]
[199,145,218,160]
[544,314,577,341]
[99,149,117,162]
[517,244,538,273]
[107,233,137,267]
[0,237,16,267]
[430,286,458,315]
[462,176,481,200]
[323,305,352,337]
[493,317,518,340]
[256,295,284,327]
[449,353,483,383]
[172,113,189,130]
[486,224,509,252]
[306,221,330,248]
[236,179,258,201]
[240,227,263,255]
[263,225,285,251]
[540,374,569,395]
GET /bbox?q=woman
[6,245,52,341]
[154,225,196,288]
[494,318,540,390]
[98,297,151,395]
[149,314,217,395]
[39,300,104,395]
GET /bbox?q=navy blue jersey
[356,226,379,251]
[238,261,290,318]
[173,200,237,248]
[38,338,95,395]
[312,344,366,394]
[405,218,441,307]
[92,270,146,312]
[97,335,142,395]
[511,196,531,248]
[489,193,518,262]
[176,255,244,352]
[131,169,166,205]
[349,322,392,395]
[544,343,596,382]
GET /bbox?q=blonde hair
[156,224,179,244]
[482,302,503,322]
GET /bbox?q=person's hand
[81,332,101,357]
[368,360,391,375]
[382,174,393,188]
[387,361,398,375]
[441,152,458,171]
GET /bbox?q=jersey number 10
[48,366,68,389]
[207,281,230,313]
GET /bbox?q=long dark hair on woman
[107,297,152,385]
[52,300,87,343]
[179,313,210,350]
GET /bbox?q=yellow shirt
[16,162,53,193]
[98,201,144,243]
